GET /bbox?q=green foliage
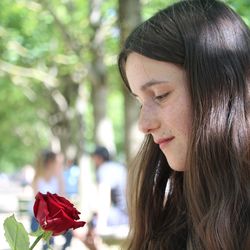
[0,0,124,172]
[142,0,177,19]
[0,76,49,172]
[226,0,250,26]
[4,215,30,250]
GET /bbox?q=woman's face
[125,53,193,171]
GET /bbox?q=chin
[165,155,187,172]
[171,166,186,172]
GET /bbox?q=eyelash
[154,92,169,103]
[135,92,169,111]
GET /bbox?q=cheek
[178,105,192,135]
[163,97,193,136]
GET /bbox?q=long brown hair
[32,150,57,182]
[118,0,250,249]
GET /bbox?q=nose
[138,105,159,134]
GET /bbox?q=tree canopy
[0,0,249,172]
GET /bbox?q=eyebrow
[131,79,169,97]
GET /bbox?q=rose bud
[33,192,86,236]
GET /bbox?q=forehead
[125,52,186,92]
[125,53,162,80]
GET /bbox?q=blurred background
[0,0,249,249]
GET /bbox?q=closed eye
[154,92,169,103]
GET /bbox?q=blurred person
[76,146,128,250]
[91,146,128,229]
[64,158,80,201]
[62,158,81,250]
[31,150,64,196]
[19,164,35,188]
[30,149,65,250]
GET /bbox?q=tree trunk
[118,0,143,164]
[88,0,116,153]
[49,76,85,161]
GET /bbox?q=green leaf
[3,214,30,250]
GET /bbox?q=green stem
[29,233,44,250]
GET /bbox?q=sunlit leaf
[3,215,30,250]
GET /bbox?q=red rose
[33,192,86,236]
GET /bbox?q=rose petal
[47,193,80,220]
[33,192,86,236]
[33,192,49,224]
[42,209,85,235]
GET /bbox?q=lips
[155,137,175,149]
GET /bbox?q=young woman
[118,0,250,249]
[32,150,64,196]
